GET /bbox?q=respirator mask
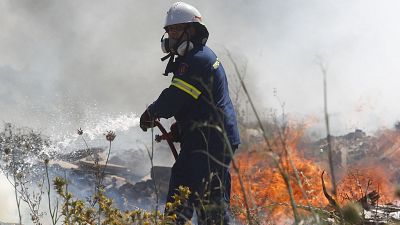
[160,32,194,58]
[160,27,194,76]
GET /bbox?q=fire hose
[154,120,178,160]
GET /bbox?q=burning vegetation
[0,121,400,224]
[231,148,328,223]
[231,123,400,224]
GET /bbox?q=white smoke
[1,0,400,137]
[0,174,19,223]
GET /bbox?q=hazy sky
[1,0,400,137]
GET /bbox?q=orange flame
[231,124,399,224]
[231,149,330,223]
[337,166,394,204]
[231,122,329,223]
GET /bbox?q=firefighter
[140,2,240,224]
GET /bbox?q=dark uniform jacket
[148,45,240,177]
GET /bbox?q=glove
[170,122,181,142]
[140,109,156,132]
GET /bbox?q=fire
[231,123,329,224]
[231,148,328,223]
[336,128,400,204]
[337,166,394,204]
[231,125,400,224]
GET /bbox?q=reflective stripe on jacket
[148,45,240,153]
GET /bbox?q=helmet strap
[161,52,172,61]
[161,53,175,76]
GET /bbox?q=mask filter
[176,41,193,56]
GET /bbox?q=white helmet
[161,2,209,75]
[164,2,209,44]
[164,2,204,28]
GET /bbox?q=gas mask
[160,28,194,76]
[160,32,194,57]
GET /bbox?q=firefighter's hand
[170,122,181,142]
[140,110,156,132]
